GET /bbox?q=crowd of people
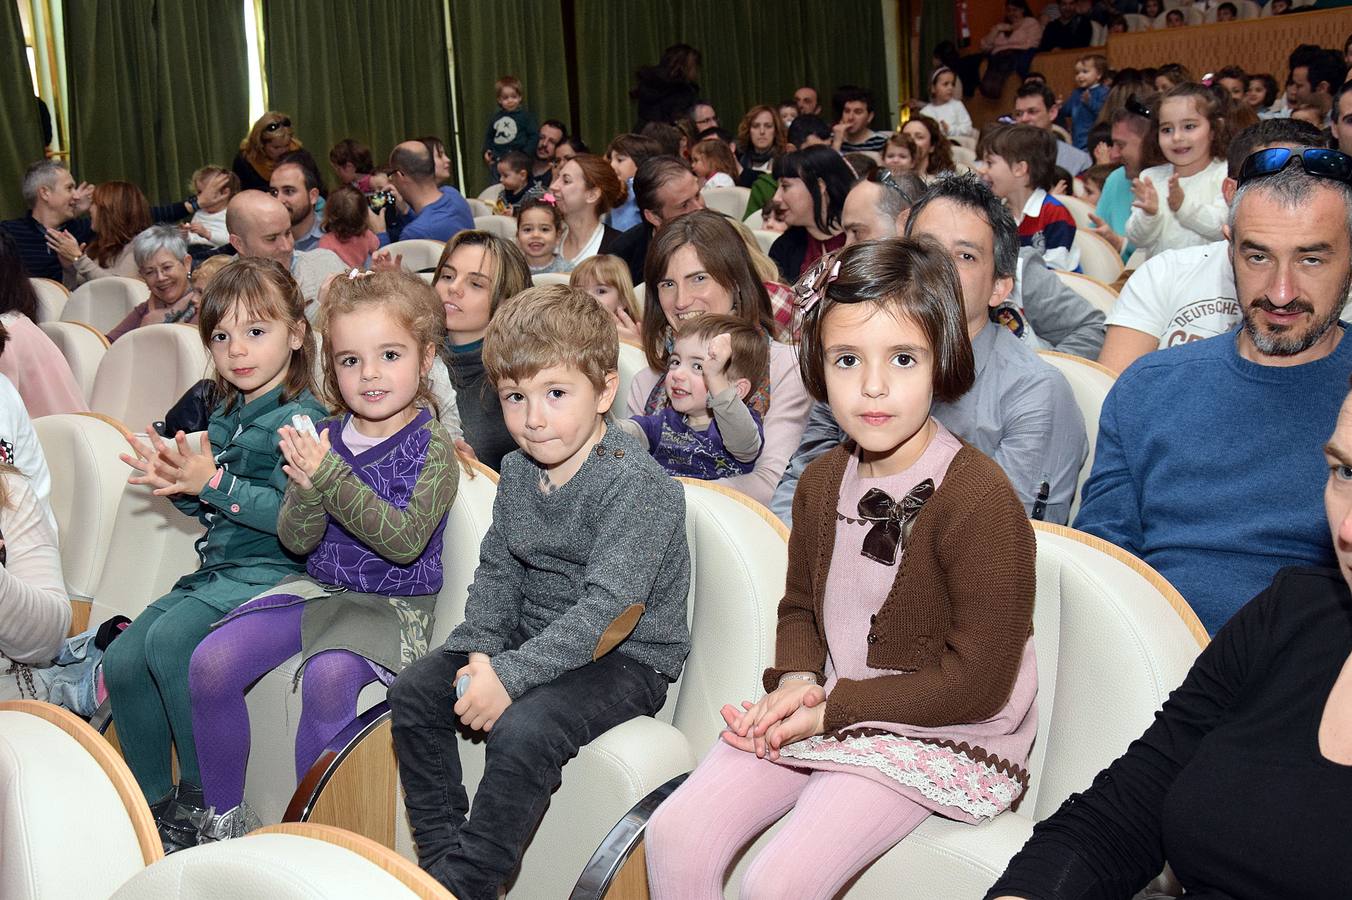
[3,13,1352,898]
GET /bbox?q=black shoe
[153,784,211,854]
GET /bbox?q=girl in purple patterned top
[188,271,459,843]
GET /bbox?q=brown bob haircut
[797,239,975,404]
[674,313,769,386]
[986,124,1059,192]
[433,230,532,316]
[317,270,446,418]
[197,256,316,411]
[640,209,777,371]
[483,284,618,393]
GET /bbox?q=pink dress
[317,230,380,269]
[773,422,1038,823]
[0,312,88,417]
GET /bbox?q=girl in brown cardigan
[646,240,1038,898]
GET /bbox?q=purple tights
[189,598,379,810]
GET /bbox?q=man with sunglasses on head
[1076,135,1352,637]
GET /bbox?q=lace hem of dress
[778,731,1028,820]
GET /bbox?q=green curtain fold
[1,2,47,219]
[573,0,893,158]
[263,0,455,190]
[447,0,572,195]
[64,0,249,203]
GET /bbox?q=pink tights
[645,741,930,900]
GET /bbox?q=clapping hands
[120,427,217,497]
[277,425,331,490]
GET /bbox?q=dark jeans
[388,646,668,900]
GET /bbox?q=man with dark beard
[1075,146,1352,636]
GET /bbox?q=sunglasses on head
[263,118,292,133]
[1237,147,1352,188]
[1124,95,1153,119]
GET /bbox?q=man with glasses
[1098,119,1329,373]
[689,101,718,132]
[1076,140,1352,636]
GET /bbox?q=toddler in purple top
[619,314,766,479]
[187,271,458,843]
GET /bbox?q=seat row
[32,409,1207,898]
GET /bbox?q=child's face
[498,87,522,112]
[1164,10,1184,26]
[1143,0,1161,15]
[1218,77,1246,103]
[608,150,637,182]
[1154,75,1177,93]
[580,280,622,317]
[778,104,797,128]
[931,71,956,103]
[980,153,1023,199]
[820,301,936,477]
[690,150,713,180]
[207,303,302,403]
[497,161,528,193]
[436,243,497,343]
[327,306,434,438]
[1245,79,1268,108]
[762,203,789,233]
[1217,6,1235,20]
[883,144,913,173]
[665,333,712,416]
[331,160,358,186]
[497,364,615,483]
[515,208,560,264]
[1073,62,1100,89]
[1157,96,1212,175]
[1083,180,1103,205]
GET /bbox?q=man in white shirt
[1097,118,1329,373]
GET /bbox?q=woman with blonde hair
[232,111,303,192]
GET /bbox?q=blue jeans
[389,644,667,900]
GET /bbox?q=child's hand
[195,172,231,212]
[278,425,331,490]
[719,680,824,758]
[1092,141,1113,166]
[702,332,733,395]
[1051,178,1069,197]
[371,249,403,273]
[454,653,512,731]
[1130,176,1158,216]
[612,307,641,344]
[1087,213,1126,253]
[181,222,211,240]
[762,694,828,761]
[483,150,494,166]
[1166,173,1184,212]
[121,427,217,497]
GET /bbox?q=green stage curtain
[448,0,572,195]
[918,0,956,82]
[574,0,893,154]
[264,0,454,189]
[0,1,43,219]
[64,0,249,203]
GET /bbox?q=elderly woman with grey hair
[106,225,201,342]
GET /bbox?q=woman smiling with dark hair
[627,210,809,505]
[767,145,856,281]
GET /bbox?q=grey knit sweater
[444,425,691,697]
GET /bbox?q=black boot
[153,783,211,854]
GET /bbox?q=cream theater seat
[1073,230,1125,283]
[30,277,70,323]
[577,522,1207,899]
[700,186,751,220]
[616,340,648,415]
[88,324,211,429]
[61,275,150,334]
[531,272,571,287]
[39,320,109,400]
[1038,350,1116,520]
[1054,270,1117,316]
[472,215,517,241]
[0,701,162,900]
[384,239,446,274]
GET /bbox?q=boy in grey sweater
[388,285,691,900]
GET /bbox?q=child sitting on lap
[388,284,691,900]
[619,314,765,479]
